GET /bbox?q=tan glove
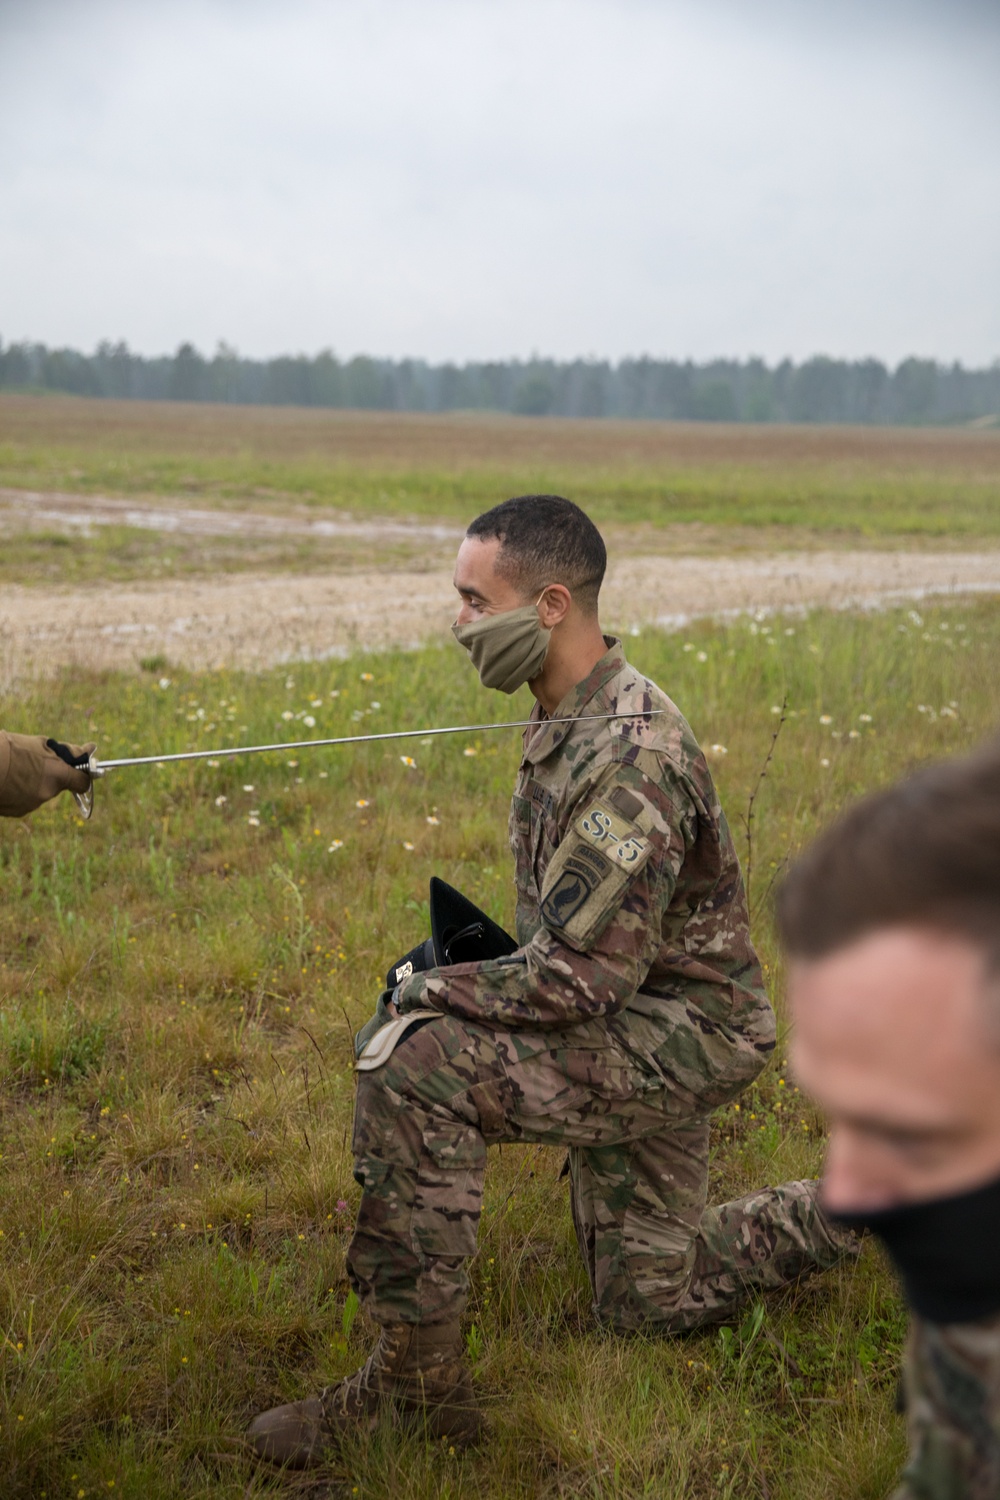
[0,733,96,818]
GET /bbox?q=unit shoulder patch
[539,796,654,951]
[574,799,650,869]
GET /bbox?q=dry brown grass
[3,393,1000,476]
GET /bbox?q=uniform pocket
[422,1120,485,1171]
[413,1121,485,1258]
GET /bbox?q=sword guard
[74,783,95,820]
[87,753,106,778]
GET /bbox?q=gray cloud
[1,0,997,364]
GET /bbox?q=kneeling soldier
[249,495,856,1465]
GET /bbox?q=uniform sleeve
[890,1314,1000,1500]
[395,756,696,1028]
[0,731,91,817]
[0,731,24,818]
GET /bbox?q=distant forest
[1,338,998,426]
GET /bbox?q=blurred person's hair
[777,739,1000,981]
[467,495,607,615]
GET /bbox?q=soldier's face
[790,927,1000,1211]
[453,536,531,626]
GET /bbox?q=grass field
[3,594,998,1498]
[3,397,1000,556]
[0,522,452,590]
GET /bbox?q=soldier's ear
[537,583,572,629]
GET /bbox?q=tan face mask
[451,596,551,694]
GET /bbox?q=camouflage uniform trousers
[348,1012,856,1332]
[892,1312,1000,1500]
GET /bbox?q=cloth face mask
[452,600,551,694]
[831,1169,1000,1323]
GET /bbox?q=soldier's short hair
[467,495,607,614]
[777,739,1000,980]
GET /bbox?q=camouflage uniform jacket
[396,639,774,1100]
[894,1312,1000,1500]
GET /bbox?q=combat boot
[246,1320,481,1468]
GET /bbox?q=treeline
[1,337,998,425]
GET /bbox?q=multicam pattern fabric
[348,639,856,1328]
[395,639,772,1047]
[349,1011,853,1328]
[893,1313,1000,1500]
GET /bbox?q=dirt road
[0,487,463,544]
[4,547,999,683]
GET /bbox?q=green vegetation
[0,524,447,589]
[2,598,997,1497]
[3,338,999,425]
[2,397,999,563]
[3,445,1000,539]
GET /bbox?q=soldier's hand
[0,733,95,817]
[45,739,95,793]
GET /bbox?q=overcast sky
[1,0,997,366]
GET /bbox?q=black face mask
[830,1170,1000,1324]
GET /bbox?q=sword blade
[92,711,659,774]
